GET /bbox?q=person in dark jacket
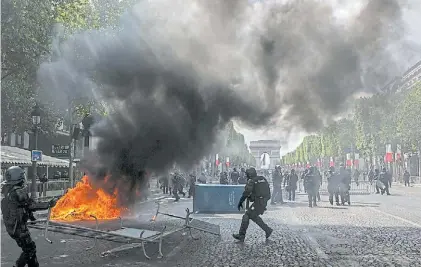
[304,167,320,207]
[271,166,284,204]
[403,170,411,187]
[188,173,196,198]
[284,169,298,201]
[238,168,247,184]
[220,171,229,184]
[379,167,391,195]
[230,168,240,185]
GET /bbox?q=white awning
[1,146,70,168]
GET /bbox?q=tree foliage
[1,0,131,134]
[284,83,421,165]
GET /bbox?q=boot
[232,233,245,242]
[266,228,273,239]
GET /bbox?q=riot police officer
[172,172,185,201]
[230,168,240,185]
[327,166,340,205]
[1,166,56,267]
[304,167,320,207]
[233,168,273,242]
[238,168,247,184]
[338,164,351,205]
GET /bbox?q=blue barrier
[193,184,245,213]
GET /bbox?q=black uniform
[230,168,240,185]
[327,167,340,205]
[403,170,411,187]
[172,173,185,201]
[271,167,284,204]
[1,166,55,267]
[238,169,247,184]
[285,169,298,201]
[159,175,170,194]
[188,174,196,198]
[338,167,352,205]
[379,168,391,195]
[220,172,229,185]
[233,168,273,242]
[304,167,320,207]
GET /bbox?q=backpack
[254,176,271,200]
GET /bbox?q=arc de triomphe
[249,140,281,169]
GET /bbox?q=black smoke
[37,0,409,204]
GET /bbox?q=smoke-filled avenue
[1,0,421,266]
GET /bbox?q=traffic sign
[31,150,43,162]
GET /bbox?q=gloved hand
[49,198,57,208]
[237,196,246,211]
[29,212,37,221]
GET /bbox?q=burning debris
[51,175,127,221]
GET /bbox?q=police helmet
[245,168,257,178]
[2,166,26,185]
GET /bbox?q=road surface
[2,184,420,267]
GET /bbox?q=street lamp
[31,104,41,199]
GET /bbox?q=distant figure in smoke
[379,167,391,195]
[188,173,196,198]
[327,166,341,206]
[338,164,352,205]
[220,171,229,185]
[304,167,320,208]
[230,168,239,185]
[159,174,170,194]
[271,166,284,205]
[238,168,247,185]
[285,169,298,201]
[172,172,185,202]
[198,172,207,184]
[403,170,411,187]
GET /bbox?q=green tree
[398,83,421,150]
[1,0,59,133]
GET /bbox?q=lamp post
[31,104,41,199]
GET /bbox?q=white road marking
[368,207,421,228]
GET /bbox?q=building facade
[249,140,281,169]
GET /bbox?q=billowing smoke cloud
[38,0,410,203]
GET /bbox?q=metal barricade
[319,181,374,195]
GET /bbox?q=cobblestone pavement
[2,186,421,267]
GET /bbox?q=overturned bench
[28,202,221,259]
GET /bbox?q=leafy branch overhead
[283,83,421,165]
[1,0,133,134]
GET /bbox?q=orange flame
[51,175,126,221]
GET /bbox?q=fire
[51,175,126,221]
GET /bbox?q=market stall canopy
[1,146,70,168]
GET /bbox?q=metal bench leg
[44,207,53,244]
[140,230,151,260]
[158,226,166,258]
[185,208,199,240]
[151,202,161,231]
[86,215,99,251]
